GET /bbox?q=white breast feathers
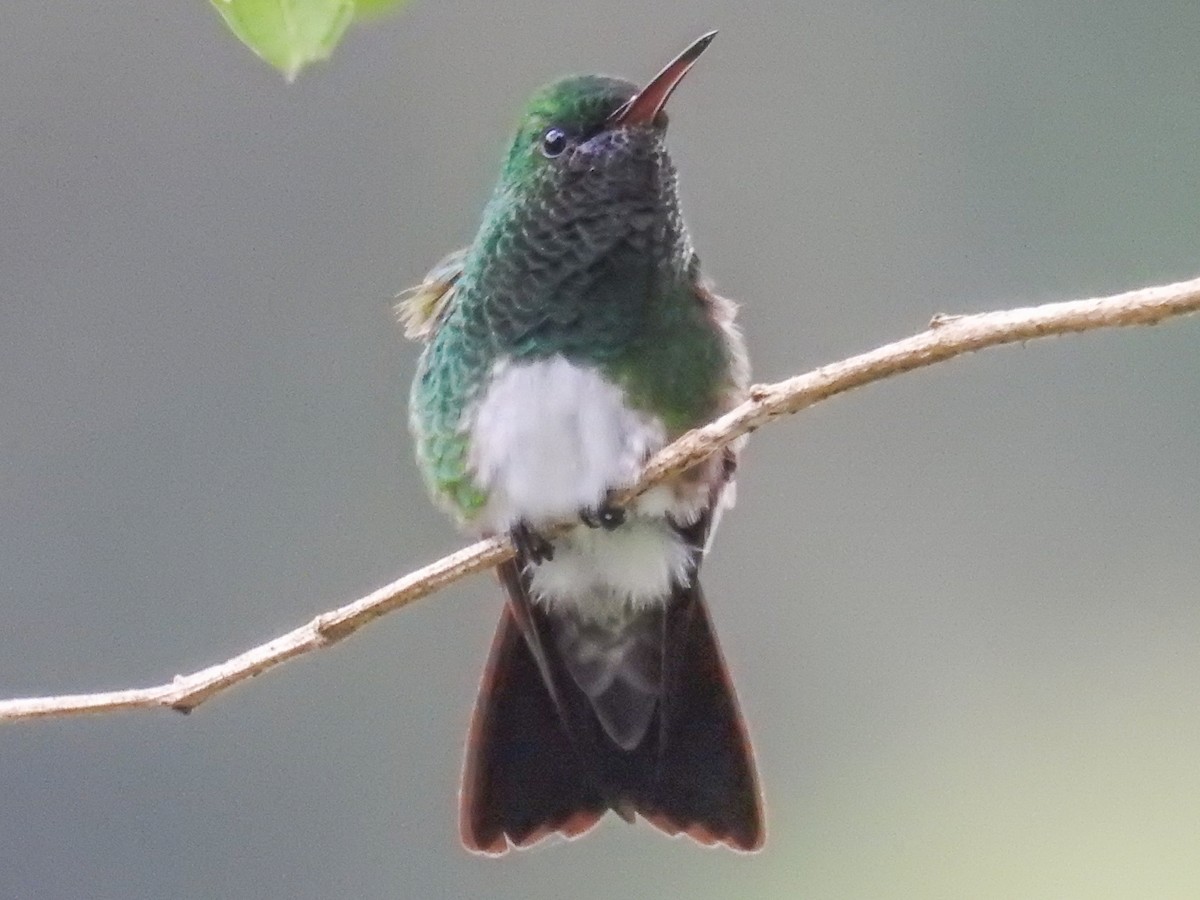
[469,356,667,532]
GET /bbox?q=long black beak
[609,31,716,127]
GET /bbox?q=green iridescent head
[490,32,716,205]
[500,75,641,180]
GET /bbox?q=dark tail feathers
[459,576,764,854]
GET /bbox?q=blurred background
[2,2,1199,897]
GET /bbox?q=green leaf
[352,0,407,20]
[210,0,356,81]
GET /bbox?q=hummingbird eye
[540,127,568,158]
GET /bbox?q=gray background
[3,2,1199,898]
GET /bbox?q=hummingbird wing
[394,247,467,341]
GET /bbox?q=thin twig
[2,274,1199,724]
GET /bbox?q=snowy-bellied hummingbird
[400,31,763,854]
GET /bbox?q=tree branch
[3,274,1199,724]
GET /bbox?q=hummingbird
[400,31,763,854]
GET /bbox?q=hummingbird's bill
[610,31,717,127]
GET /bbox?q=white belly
[468,355,700,609]
[528,518,695,611]
[470,355,667,530]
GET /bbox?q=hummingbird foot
[511,520,555,564]
[579,496,626,531]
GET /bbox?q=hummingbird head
[482,33,716,265]
[502,75,656,196]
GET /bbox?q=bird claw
[580,499,626,531]
[511,520,554,564]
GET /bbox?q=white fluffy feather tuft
[528,520,694,614]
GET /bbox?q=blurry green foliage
[353,0,407,19]
[209,0,408,80]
